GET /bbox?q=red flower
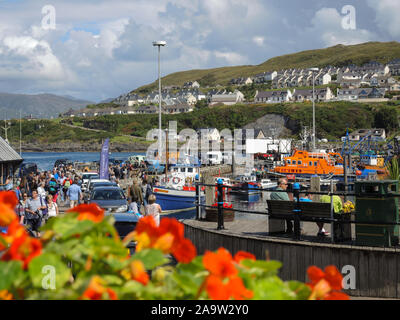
[1,234,42,269]
[130,260,149,285]
[81,276,118,300]
[234,251,256,264]
[203,248,238,279]
[0,191,19,210]
[307,266,349,300]
[0,203,18,227]
[67,203,104,223]
[205,275,253,300]
[128,216,196,264]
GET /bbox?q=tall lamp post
[153,41,167,161]
[309,67,319,151]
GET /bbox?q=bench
[266,200,352,242]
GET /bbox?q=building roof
[0,137,23,163]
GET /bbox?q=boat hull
[153,187,204,213]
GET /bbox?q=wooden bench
[266,200,352,242]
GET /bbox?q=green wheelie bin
[355,180,399,247]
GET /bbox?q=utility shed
[0,137,23,184]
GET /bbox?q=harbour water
[21,152,145,172]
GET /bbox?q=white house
[210,90,244,106]
[254,90,293,103]
[315,73,332,86]
[197,128,220,142]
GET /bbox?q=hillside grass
[45,101,400,142]
[134,41,400,92]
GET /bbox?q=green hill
[134,41,400,93]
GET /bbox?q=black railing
[194,180,400,244]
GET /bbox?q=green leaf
[240,260,282,277]
[252,276,297,300]
[288,281,312,300]
[131,249,169,270]
[52,215,95,240]
[0,261,24,290]
[28,253,72,291]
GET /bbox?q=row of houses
[114,88,206,108]
[229,60,400,90]
[63,102,195,118]
[254,86,390,104]
[254,88,335,103]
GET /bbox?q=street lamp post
[153,41,167,161]
[309,68,319,151]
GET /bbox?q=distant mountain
[134,41,400,92]
[99,98,115,103]
[0,93,93,120]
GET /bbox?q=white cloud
[2,36,64,80]
[253,36,265,47]
[367,0,400,38]
[310,8,376,47]
[214,51,248,65]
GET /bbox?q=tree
[374,107,399,133]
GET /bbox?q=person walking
[270,178,293,234]
[145,194,162,226]
[128,179,144,213]
[17,192,28,224]
[67,178,83,209]
[46,194,59,220]
[25,190,47,237]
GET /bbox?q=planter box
[205,207,235,222]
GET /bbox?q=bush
[0,191,348,300]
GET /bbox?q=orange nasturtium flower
[233,251,256,264]
[67,203,104,223]
[0,290,13,300]
[129,260,149,285]
[126,216,197,264]
[203,248,238,278]
[1,233,42,269]
[202,248,254,300]
[307,266,349,300]
[0,191,19,210]
[81,276,118,300]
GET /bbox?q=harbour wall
[184,221,400,299]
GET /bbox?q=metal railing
[193,180,400,245]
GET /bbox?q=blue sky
[0,0,398,102]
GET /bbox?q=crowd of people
[4,160,161,236]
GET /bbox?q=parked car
[88,186,128,213]
[80,172,99,191]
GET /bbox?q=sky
[0,0,398,102]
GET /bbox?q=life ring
[172,177,181,184]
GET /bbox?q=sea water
[21,152,145,172]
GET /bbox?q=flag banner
[99,138,110,180]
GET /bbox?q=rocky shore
[10,142,148,153]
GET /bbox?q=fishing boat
[230,175,261,195]
[153,186,204,213]
[273,150,344,179]
[154,164,204,213]
[260,179,278,190]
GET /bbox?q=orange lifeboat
[273,150,344,177]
